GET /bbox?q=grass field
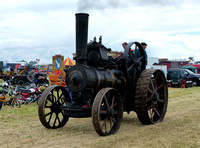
[0,87,200,148]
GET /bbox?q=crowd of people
[27,68,46,85]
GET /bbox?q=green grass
[0,87,200,148]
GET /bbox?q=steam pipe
[75,13,89,65]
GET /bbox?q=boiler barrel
[66,65,125,93]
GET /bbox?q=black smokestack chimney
[75,13,89,65]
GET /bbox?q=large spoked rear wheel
[38,85,71,129]
[135,69,168,124]
[92,88,123,136]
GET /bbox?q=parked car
[170,72,192,88]
[167,68,200,86]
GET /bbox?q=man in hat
[122,42,128,50]
[141,42,147,50]
[27,67,36,83]
[141,42,148,64]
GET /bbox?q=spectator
[35,70,45,85]
[140,42,148,64]
[27,67,36,83]
[122,42,128,49]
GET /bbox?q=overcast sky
[0,0,200,64]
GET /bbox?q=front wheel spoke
[57,114,61,124]
[111,96,115,108]
[149,93,154,100]
[48,112,53,123]
[153,106,160,116]
[101,120,106,130]
[104,96,110,107]
[45,105,51,108]
[53,114,58,127]
[45,111,53,117]
[47,96,53,103]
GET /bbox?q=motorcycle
[14,83,38,104]
[15,83,48,104]
[0,82,21,109]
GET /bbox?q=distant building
[159,58,189,70]
[4,63,21,69]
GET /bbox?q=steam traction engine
[38,13,168,136]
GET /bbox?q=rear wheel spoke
[157,84,164,91]
[151,79,155,90]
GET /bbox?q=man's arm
[38,74,45,79]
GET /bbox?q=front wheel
[38,85,71,129]
[92,88,123,136]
